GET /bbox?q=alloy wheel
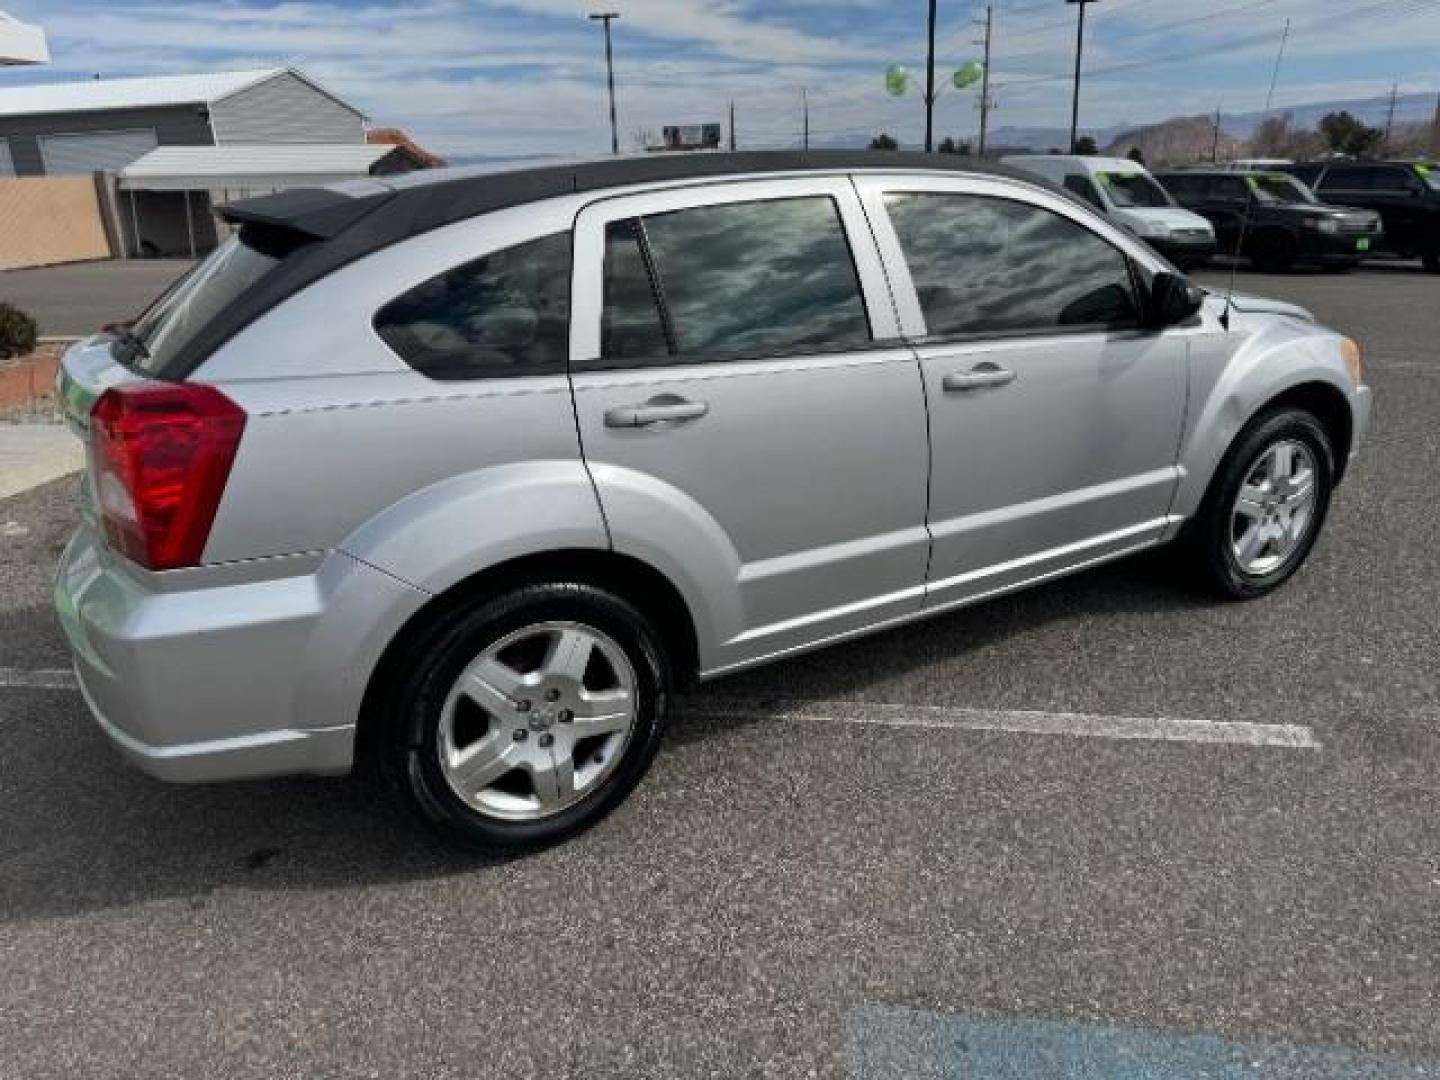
[437,620,638,821]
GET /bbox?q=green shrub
[0,301,39,360]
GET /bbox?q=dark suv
[1282,161,1440,272]
[1157,170,1383,272]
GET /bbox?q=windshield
[1096,171,1173,208]
[1415,163,1440,191]
[116,235,280,375]
[1247,173,1318,205]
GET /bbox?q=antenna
[1220,18,1290,332]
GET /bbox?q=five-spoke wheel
[1191,407,1335,599]
[380,582,669,852]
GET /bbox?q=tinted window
[1286,164,1324,186]
[1159,175,1201,200]
[602,219,669,360]
[1211,176,1251,201]
[600,197,871,365]
[374,232,570,381]
[886,193,1138,337]
[1319,166,1375,191]
[1373,166,1423,193]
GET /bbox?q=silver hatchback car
[56,152,1371,850]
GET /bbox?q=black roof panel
[183,152,1049,380]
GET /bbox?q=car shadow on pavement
[0,552,1219,924]
[674,548,1225,743]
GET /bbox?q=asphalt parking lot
[0,258,194,337]
[2,262,1438,1077]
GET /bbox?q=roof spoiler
[219,186,392,242]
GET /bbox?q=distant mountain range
[986,89,1437,153]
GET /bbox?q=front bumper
[1299,229,1383,264]
[55,524,424,783]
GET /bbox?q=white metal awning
[118,144,399,192]
[0,9,47,65]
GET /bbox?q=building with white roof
[0,67,432,257]
[0,9,47,66]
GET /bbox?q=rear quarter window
[373,232,571,380]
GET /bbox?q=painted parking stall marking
[846,1008,1440,1078]
[0,668,78,691]
[689,698,1319,750]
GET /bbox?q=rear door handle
[604,397,710,428]
[942,366,1016,393]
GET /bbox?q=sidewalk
[0,424,83,501]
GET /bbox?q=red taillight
[90,383,246,571]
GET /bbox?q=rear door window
[374,232,571,380]
[598,196,872,367]
[1063,174,1108,212]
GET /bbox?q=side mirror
[1147,271,1205,328]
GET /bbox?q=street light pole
[1065,0,1098,153]
[924,0,938,152]
[589,12,620,156]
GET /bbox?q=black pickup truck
[1155,170,1383,272]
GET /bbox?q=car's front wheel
[380,582,670,852]
[1188,408,1336,599]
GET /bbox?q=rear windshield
[1096,171,1173,208]
[114,235,280,375]
[1247,173,1318,205]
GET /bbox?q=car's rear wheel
[1187,408,1335,599]
[380,582,670,852]
[1250,229,1297,272]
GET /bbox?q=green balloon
[953,61,983,89]
[885,64,910,96]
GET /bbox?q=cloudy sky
[6,0,1439,157]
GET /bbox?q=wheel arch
[355,548,701,771]
[1258,380,1353,482]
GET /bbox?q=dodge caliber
[55,152,1372,851]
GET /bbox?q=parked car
[1001,154,1217,269]
[1280,160,1440,272]
[1155,169,1383,272]
[55,152,1371,852]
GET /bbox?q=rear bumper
[56,524,426,783]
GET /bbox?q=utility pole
[589,12,620,156]
[924,0,938,152]
[802,87,810,150]
[1383,82,1399,155]
[1212,107,1222,163]
[729,100,737,151]
[1066,0,1099,153]
[1429,93,1440,159]
[977,4,994,157]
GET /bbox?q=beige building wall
[0,176,114,270]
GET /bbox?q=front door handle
[942,365,1017,393]
[604,396,710,428]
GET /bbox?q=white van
[1002,154,1217,269]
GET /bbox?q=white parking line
[1,671,1319,750]
[0,668,78,690]
[689,698,1320,750]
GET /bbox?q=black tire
[378,582,670,852]
[1249,229,1297,272]
[1186,408,1335,600]
[1423,251,1440,274]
